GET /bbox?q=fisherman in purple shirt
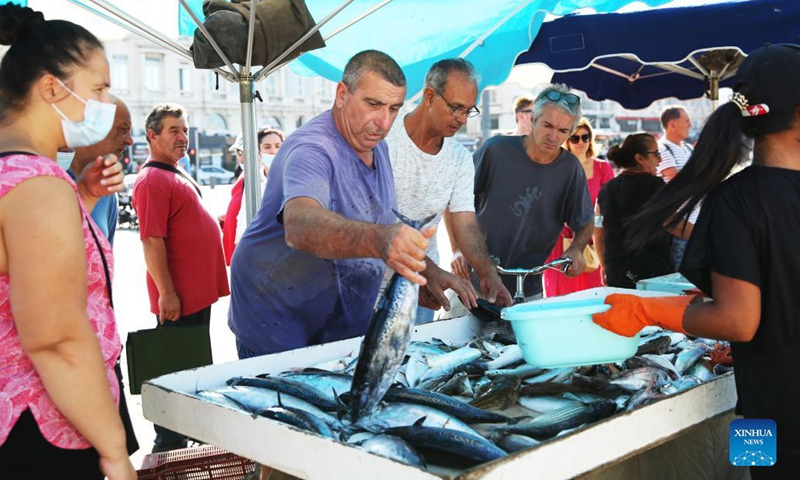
[229,50,434,358]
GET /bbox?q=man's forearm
[141,236,175,295]
[568,222,594,253]
[444,208,460,253]
[451,212,494,276]
[284,199,384,260]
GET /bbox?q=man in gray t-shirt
[456,85,594,299]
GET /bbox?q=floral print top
[0,153,120,449]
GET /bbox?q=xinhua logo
[729,419,776,467]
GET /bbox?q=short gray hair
[145,102,186,142]
[341,50,406,92]
[424,58,479,93]
[533,84,581,130]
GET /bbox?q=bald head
[71,97,133,173]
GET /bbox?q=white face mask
[56,150,76,171]
[261,154,276,169]
[51,79,116,148]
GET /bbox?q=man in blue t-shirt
[64,96,132,245]
[229,50,434,358]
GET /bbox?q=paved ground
[113,183,454,469]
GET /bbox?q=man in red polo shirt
[131,103,229,452]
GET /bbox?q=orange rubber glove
[592,294,692,337]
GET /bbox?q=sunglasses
[569,133,591,144]
[545,90,581,106]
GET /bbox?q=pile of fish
[190,325,733,471]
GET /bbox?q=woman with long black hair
[594,44,800,478]
[0,5,135,479]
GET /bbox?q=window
[490,114,500,130]
[263,74,278,95]
[179,66,192,91]
[111,55,129,90]
[286,71,304,96]
[144,55,162,90]
[205,114,228,133]
[296,116,304,128]
[317,79,333,99]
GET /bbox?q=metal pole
[240,77,262,224]
[73,0,236,82]
[480,90,491,145]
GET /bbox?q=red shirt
[223,176,245,265]
[132,163,229,316]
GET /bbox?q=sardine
[518,395,581,414]
[434,372,474,397]
[356,402,481,437]
[382,387,509,424]
[660,375,703,395]
[486,363,544,380]
[523,367,577,384]
[492,399,616,440]
[358,434,427,469]
[494,433,540,453]
[278,371,353,401]
[227,376,338,411]
[470,375,521,410]
[209,386,341,428]
[685,358,715,382]
[636,335,672,355]
[347,212,435,424]
[485,345,524,370]
[385,420,507,465]
[674,346,708,374]
[258,404,340,440]
[626,355,680,380]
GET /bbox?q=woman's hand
[100,453,137,480]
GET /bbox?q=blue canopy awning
[287,0,671,98]
[515,0,800,109]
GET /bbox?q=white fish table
[142,288,739,479]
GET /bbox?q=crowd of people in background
[2,3,799,479]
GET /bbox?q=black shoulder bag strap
[142,161,203,198]
[86,218,113,309]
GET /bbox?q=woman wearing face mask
[0,5,134,480]
[222,126,284,265]
[543,118,614,297]
[593,133,674,288]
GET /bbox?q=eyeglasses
[645,150,662,158]
[437,91,481,118]
[544,90,581,106]
[569,133,591,144]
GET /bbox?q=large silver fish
[348,212,435,423]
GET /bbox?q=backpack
[191,0,325,69]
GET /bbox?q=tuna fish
[347,212,436,423]
[385,419,508,465]
[357,434,427,469]
[493,399,617,440]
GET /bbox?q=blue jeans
[671,236,688,272]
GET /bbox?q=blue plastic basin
[501,298,640,368]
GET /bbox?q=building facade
[103,34,337,168]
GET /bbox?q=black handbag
[125,324,213,395]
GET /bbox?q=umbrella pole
[708,75,719,111]
[240,76,262,224]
